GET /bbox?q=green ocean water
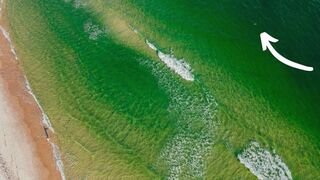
[7,0,320,179]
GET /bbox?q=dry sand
[0,2,62,179]
[0,80,45,179]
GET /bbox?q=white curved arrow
[260,32,314,72]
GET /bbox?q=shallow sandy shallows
[0,14,61,179]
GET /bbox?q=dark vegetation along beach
[5,0,320,179]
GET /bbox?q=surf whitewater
[238,141,292,180]
[130,34,217,178]
[146,39,194,81]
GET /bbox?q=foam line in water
[145,39,194,81]
[25,72,66,180]
[0,26,18,60]
[50,142,66,180]
[1,25,65,178]
[0,22,65,180]
[238,141,292,180]
[24,77,54,132]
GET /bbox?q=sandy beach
[0,2,62,179]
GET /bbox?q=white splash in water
[145,39,194,81]
[84,20,106,40]
[238,141,292,180]
[0,26,18,60]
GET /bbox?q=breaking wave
[139,57,218,179]
[238,141,292,180]
[123,25,218,178]
[146,40,194,81]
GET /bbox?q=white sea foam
[24,77,54,132]
[145,39,194,81]
[238,141,292,180]
[0,24,65,179]
[0,26,18,60]
[50,142,66,180]
[0,25,48,132]
[161,88,218,179]
[139,59,218,179]
[0,26,65,179]
[158,52,194,81]
[65,1,106,41]
[132,26,216,179]
[25,77,66,180]
[84,20,106,40]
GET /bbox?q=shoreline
[0,1,63,179]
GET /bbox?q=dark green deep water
[122,0,320,133]
[7,0,320,178]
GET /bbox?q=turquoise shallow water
[8,0,320,178]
